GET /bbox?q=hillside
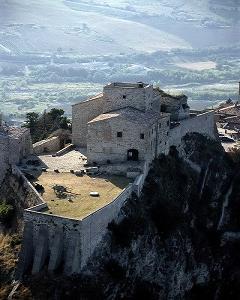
[0,0,190,55]
[0,0,239,55]
[14,133,240,299]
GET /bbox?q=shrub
[150,200,183,236]
[104,259,126,281]
[108,216,145,247]
[0,202,14,225]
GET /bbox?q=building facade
[72,82,186,164]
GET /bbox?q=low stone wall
[33,137,61,155]
[10,166,44,217]
[55,144,74,156]
[133,161,150,197]
[99,162,143,176]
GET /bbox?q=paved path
[39,148,87,171]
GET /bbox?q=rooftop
[104,82,150,89]
[72,93,103,107]
[34,172,131,219]
[88,106,168,126]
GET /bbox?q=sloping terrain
[0,0,239,55]
[0,0,190,55]
[20,133,240,299]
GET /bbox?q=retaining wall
[169,111,215,148]
[33,137,61,155]
[18,182,134,276]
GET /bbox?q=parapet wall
[33,137,61,155]
[169,111,215,148]
[10,166,44,219]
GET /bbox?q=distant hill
[0,0,190,55]
[0,0,239,55]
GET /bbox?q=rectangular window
[122,95,126,99]
[117,132,122,138]
[140,133,144,139]
[167,120,170,126]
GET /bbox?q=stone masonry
[0,122,32,184]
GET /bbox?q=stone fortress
[72,82,213,165]
[0,82,216,277]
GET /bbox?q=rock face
[24,133,240,299]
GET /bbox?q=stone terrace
[34,172,131,219]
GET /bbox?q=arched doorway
[127,149,139,161]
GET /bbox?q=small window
[122,95,126,99]
[117,132,122,138]
[159,123,161,129]
[167,120,170,126]
[140,133,144,139]
[167,132,169,136]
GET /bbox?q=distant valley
[0,0,239,122]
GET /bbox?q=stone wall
[33,136,61,155]
[87,116,149,164]
[0,135,9,184]
[10,166,44,218]
[133,161,150,197]
[169,111,216,149]
[80,184,133,267]
[72,95,104,147]
[0,128,32,184]
[19,209,82,275]
[9,129,33,164]
[17,184,133,276]
[103,84,154,113]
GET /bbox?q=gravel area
[39,148,87,171]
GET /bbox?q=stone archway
[127,149,139,161]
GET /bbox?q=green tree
[48,108,64,120]
[24,112,39,134]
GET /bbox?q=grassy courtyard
[35,172,131,219]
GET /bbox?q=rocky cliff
[4,133,240,299]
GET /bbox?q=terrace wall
[33,136,61,155]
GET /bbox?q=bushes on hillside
[0,202,14,225]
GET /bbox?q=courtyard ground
[34,172,131,219]
[38,148,87,171]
